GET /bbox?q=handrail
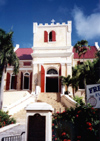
[1,132,25,141]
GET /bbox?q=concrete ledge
[61,94,77,108]
[0,123,20,133]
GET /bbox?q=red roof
[73,46,97,59]
[15,48,33,60]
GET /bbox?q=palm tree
[0,29,19,109]
[74,40,90,61]
[70,76,79,97]
[60,75,71,94]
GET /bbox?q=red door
[41,65,45,92]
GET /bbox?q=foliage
[0,29,19,109]
[0,29,19,77]
[0,110,16,128]
[74,40,90,58]
[60,75,71,87]
[52,104,99,141]
[60,75,71,94]
[72,59,100,88]
[73,96,85,105]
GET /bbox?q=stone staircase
[37,93,66,113]
[12,109,26,124]
[12,93,66,124]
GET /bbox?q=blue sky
[0,0,100,48]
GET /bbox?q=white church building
[5,21,98,94]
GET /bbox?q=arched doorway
[46,69,59,92]
[23,72,30,89]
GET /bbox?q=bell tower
[32,21,73,93]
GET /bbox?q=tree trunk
[84,78,87,104]
[72,88,75,97]
[0,68,5,109]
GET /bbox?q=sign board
[86,84,100,108]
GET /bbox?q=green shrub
[52,104,99,141]
[0,110,16,128]
[73,96,84,105]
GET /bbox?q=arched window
[47,69,58,74]
[49,30,56,42]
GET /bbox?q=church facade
[5,21,98,94]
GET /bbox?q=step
[12,109,26,124]
[37,93,66,113]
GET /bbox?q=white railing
[61,94,77,108]
[3,93,35,115]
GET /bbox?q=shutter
[6,73,10,90]
[30,72,32,91]
[52,30,56,41]
[59,65,61,92]
[14,75,17,89]
[44,31,48,42]
[20,72,23,90]
[41,65,45,92]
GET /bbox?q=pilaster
[32,64,38,92]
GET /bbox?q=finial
[51,19,55,24]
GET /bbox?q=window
[49,30,56,42]
[47,69,58,74]
[23,72,30,89]
[44,30,56,42]
[23,62,31,66]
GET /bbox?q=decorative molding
[32,60,72,65]
[32,46,72,50]
[7,68,32,71]
[32,52,72,57]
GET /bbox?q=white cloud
[0,0,7,6]
[72,6,100,40]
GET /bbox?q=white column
[38,64,41,88]
[67,63,72,76]
[32,64,38,93]
[61,63,66,94]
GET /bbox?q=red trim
[30,72,32,91]
[52,30,56,41]
[6,73,10,90]
[59,65,61,92]
[44,31,48,42]
[20,72,23,90]
[41,65,45,92]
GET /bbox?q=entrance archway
[46,69,59,92]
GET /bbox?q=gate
[1,132,25,141]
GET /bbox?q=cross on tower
[51,19,55,24]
